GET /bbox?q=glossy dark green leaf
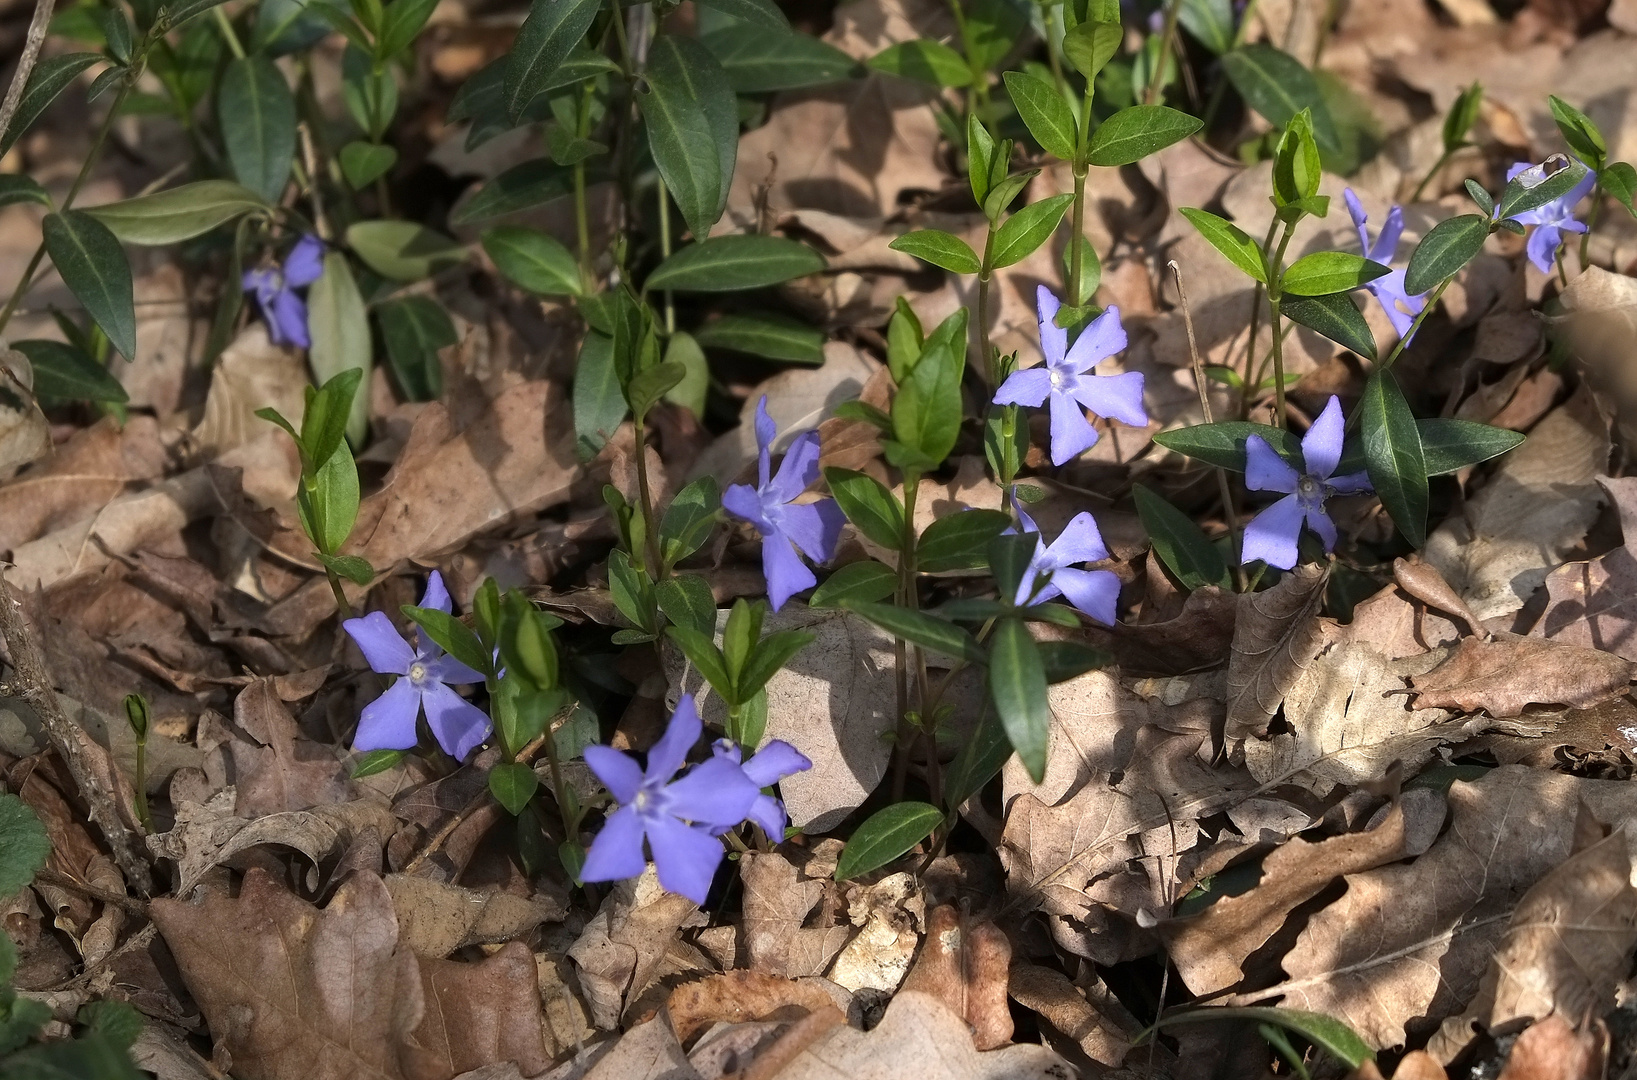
[693,313,824,363]
[889,229,980,274]
[0,175,50,210]
[943,708,1011,810]
[989,618,1049,783]
[488,762,539,814]
[667,624,732,697]
[695,0,789,29]
[1281,252,1390,296]
[291,367,365,478]
[990,192,1074,270]
[738,628,814,700]
[1221,43,1339,153]
[834,801,943,881]
[306,251,372,445]
[300,438,360,555]
[43,211,135,360]
[840,601,987,663]
[646,235,825,292]
[1152,421,1302,472]
[824,467,904,549]
[1178,207,1267,284]
[642,36,737,239]
[962,0,1027,72]
[626,361,686,418]
[218,56,297,204]
[165,0,233,28]
[1177,0,1232,53]
[0,792,51,899]
[967,112,998,205]
[1361,368,1428,547]
[1003,70,1077,160]
[655,573,717,638]
[867,39,971,87]
[317,552,375,586]
[1140,1008,1373,1069]
[1062,18,1122,76]
[917,509,1011,573]
[1085,105,1202,167]
[340,140,398,188]
[378,0,441,57]
[451,158,576,224]
[0,53,101,159]
[483,225,581,295]
[1281,292,1377,361]
[809,560,897,608]
[1496,156,1591,221]
[890,338,963,466]
[13,338,128,404]
[350,748,407,779]
[1133,484,1230,590]
[699,25,857,93]
[1416,418,1524,475]
[659,476,721,566]
[347,220,466,281]
[376,295,454,402]
[1443,81,1483,153]
[982,169,1037,225]
[404,604,494,676]
[1604,162,1637,217]
[1404,213,1488,295]
[1271,109,1322,207]
[1039,640,1112,682]
[503,0,601,122]
[85,180,266,245]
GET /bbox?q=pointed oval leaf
[1179,207,1267,284]
[1416,418,1524,475]
[1404,213,1488,296]
[573,333,625,460]
[1002,70,1077,161]
[488,761,539,815]
[990,192,1074,270]
[219,55,297,203]
[502,0,602,122]
[0,53,101,159]
[1152,420,1303,471]
[43,211,135,360]
[307,251,372,445]
[1281,251,1391,296]
[695,0,789,29]
[0,175,50,210]
[699,24,857,93]
[1140,1007,1373,1069]
[347,220,466,281]
[1085,104,1202,167]
[693,313,824,364]
[1361,368,1428,547]
[809,560,898,609]
[1133,483,1229,590]
[888,229,981,274]
[13,339,128,404]
[1062,19,1122,76]
[84,180,267,245]
[655,572,717,638]
[1496,156,1591,221]
[482,225,581,295]
[989,617,1050,783]
[339,140,398,188]
[376,295,454,402]
[917,509,1012,573]
[646,234,825,292]
[1220,43,1340,153]
[1281,292,1377,361]
[823,467,905,549]
[642,36,737,239]
[834,801,943,881]
[867,39,972,87]
[451,158,576,225]
[840,600,987,664]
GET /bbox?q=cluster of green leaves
[668,599,812,748]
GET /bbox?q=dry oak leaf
[150,868,551,1080]
[384,874,567,959]
[0,414,168,555]
[1225,562,1330,740]
[663,970,842,1045]
[1531,476,1637,663]
[1006,963,1142,1069]
[738,851,851,979]
[567,869,701,1031]
[1406,635,1634,718]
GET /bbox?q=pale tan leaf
[567,869,700,1030]
[1530,476,1637,663]
[1496,1015,1608,1080]
[739,851,851,980]
[384,875,567,959]
[1226,562,1331,739]
[1406,635,1633,717]
[1006,963,1140,1069]
[898,905,1011,1051]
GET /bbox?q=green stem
[889,469,922,803]
[1235,216,1280,420]
[1579,184,1604,269]
[657,177,674,333]
[632,411,664,579]
[132,737,151,832]
[1067,164,1088,303]
[324,567,352,621]
[1265,219,1297,427]
[1145,0,1184,106]
[1410,147,1455,203]
[1378,276,1452,371]
[574,81,594,289]
[212,4,246,59]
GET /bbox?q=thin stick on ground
[0,572,154,896]
[0,0,59,154]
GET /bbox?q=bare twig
[0,572,155,895]
[0,0,59,158]
[34,866,148,914]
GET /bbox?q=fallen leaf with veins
[1531,476,1637,662]
[663,970,843,1044]
[898,904,1011,1050]
[1495,1014,1609,1080]
[739,851,851,979]
[0,414,168,555]
[1007,963,1143,1069]
[1406,636,1633,717]
[1226,562,1331,740]
[567,869,701,1030]
[383,874,567,959]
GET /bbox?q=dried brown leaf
[384,874,567,959]
[404,942,553,1080]
[739,851,850,979]
[230,678,352,817]
[664,970,840,1045]
[898,905,1011,1050]
[0,415,168,555]
[567,869,700,1030]
[1406,636,1633,717]
[1531,476,1637,662]
[1006,963,1139,1069]
[1496,1015,1608,1080]
[1226,562,1330,739]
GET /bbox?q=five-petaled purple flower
[1241,396,1371,570]
[723,398,845,612]
[344,571,493,761]
[1011,508,1121,625]
[993,286,1147,467]
[1344,189,1427,343]
[711,738,812,838]
[245,234,324,349]
[581,695,765,903]
[1503,160,1596,274]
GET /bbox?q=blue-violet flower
[1241,395,1371,570]
[723,397,845,612]
[1503,160,1596,274]
[1011,508,1121,625]
[581,695,764,903]
[1343,189,1427,342]
[993,286,1147,467]
[244,234,325,349]
[710,738,812,839]
[344,571,493,761]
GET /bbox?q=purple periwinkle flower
[1343,189,1427,343]
[344,571,493,761]
[993,286,1147,467]
[711,738,812,838]
[244,234,324,349]
[1241,396,1371,570]
[1503,160,1596,274]
[1011,508,1122,625]
[723,398,845,612]
[580,695,764,903]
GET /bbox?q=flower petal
[269,287,310,349]
[664,755,763,827]
[1301,395,1347,480]
[345,612,415,675]
[423,652,486,685]
[1525,223,1562,274]
[1326,469,1373,495]
[420,681,492,761]
[777,499,844,564]
[1375,204,1406,264]
[754,397,776,488]
[420,570,454,614]
[992,367,1051,408]
[1048,391,1099,466]
[1072,370,1147,428]
[579,805,649,884]
[1036,284,1068,368]
[1343,188,1371,255]
[761,530,816,611]
[645,694,703,786]
[353,678,422,751]
[1040,511,1109,569]
[1051,567,1121,625]
[1244,435,1300,494]
[645,815,726,904]
[767,430,822,504]
[1305,504,1338,552]
[584,745,645,804]
[740,740,812,787]
[283,234,326,287]
[1241,494,1304,569]
[1063,305,1126,374]
[747,794,788,839]
[723,483,774,535]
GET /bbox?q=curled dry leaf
[739,851,851,979]
[1531,476,1637,663]
[567,868,701,1030]
[1006,963,1141,1069]
[1494,1015,1609,1080]
[1349,1051,1450,1080]
[827,872,922,994]
[383,874,567,959]
[0,415,168,555]
[0,348,51,478]
[1226,562,1331,740]
[663,970,844,1045]
[1405,635,1634,718]
[898,904,1012,1051]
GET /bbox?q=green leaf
[0,175,50,210]
[641,36,737,240]
[1139,1008,1374,1069]
[982,170,1037,225]
[1404,213,1488,295]
[834,801,943,881]
[655,573,717,638]
[890,338,963,466]
[695,0,789,30]
[0,53,101,159]
[646,234,825,292]
[1152,420,1302,471]
[482,225,581,296]
[1416,418,1524,475]
[990,192,1074,270]
[404,604,494,676]
[1361,368,1428,548]
[1280,292,1377,361]
[1548,95,1606,167]
[351,748,407,778]
[1133,484,1230,590]
[298,367,366,475]
[967,112,998,205]
[668,625,733,699]
[627,361,687,418]
[43,211,135,360]
[0,792,51,898]
[307,251,372,445]
[1271,109,1322,207]
[660,476,721,567]
[317,552,375,585]
[340,140,398,188]
[693,313,824,363]
[942,707,1012,809]
[376,295,454,402]
[889,229,981,274]
[987,532,1037,601]
[824,467,904,549]
[840,601,986,663]
[917,509,1011,573]
[809,560,897,608]
[699,24,857,93]
[301,438,360,554]
[378,0,441,57]
[1062,19,1122,76]
[721,598,762,685]
[664,330,708,418]
[488,762,539,815]
[1177,0,1232,53]
[1281,252,1391,296]
[1443,81,1483,153]
[1003,70,1077,161]
[1039,640,1111,682]
[218,56,297,204]
[1178,207,1267,284]
[989,617,1050,782]
[347,220,465,281]
[738,628,814,700]
[1221,43,1340,153]
[573,333,625,460]
[1604,161,1637,217]
[503,0,602,122]
[867,39,971,87]
[451,158,576,225]
[1496,156,1592,221]
[13,339,128,404]
[1085,105,1202,167]
[83,180,266,245]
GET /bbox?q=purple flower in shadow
[580,695,764,904]
[723,397,845,611]
[993,286,1147,467]
[710,738,812,839]
[1241,396,1372,570]
[1343,189,1427,343]
[344,571,492,761]
[1011,508,1122,625]
[245,234,324,348]
[1504,159,1596,274]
